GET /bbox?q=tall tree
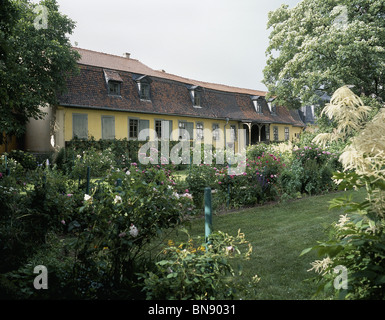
[0,0,79,145]
[263,0,385,109]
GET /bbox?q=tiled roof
[59,48,305,127]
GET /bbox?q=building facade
[24,48,305,155]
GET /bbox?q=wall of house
[60,107,244,151]
[269,123,302,142]
[24,105,54,154]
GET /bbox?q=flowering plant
[67,165,195,297]
[216,153,285,207]
[139,229,259,300]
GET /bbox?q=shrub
[65,166,195,298]
[7,150,38,171]
[216,152,285,208]
[70,147,115,179]
[186,164,217,208]
[139,230,259,300]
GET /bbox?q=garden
[0,133,342,300]
[1,87,385,300]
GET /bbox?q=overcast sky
[53,0,301,91]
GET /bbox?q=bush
[303,172,385,299]
[0,166,78,274]
[186,164,218,208]
[7,150,38,171]
[65,165,195,298]
[216,152,285,208]
[139,230,259,300]
[70,147,115,179]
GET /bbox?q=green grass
[163,188,366,300]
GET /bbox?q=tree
[263,0,385,109]
[0,0,79,146]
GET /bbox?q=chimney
[123,52,131,59]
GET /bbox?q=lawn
[163,188,366,300]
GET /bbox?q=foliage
[303,86,385,300]
[7,149,38,171]
[263,0,385,109]
[69,146,115,179]
[139,230,259,300]
[302,172,385,299]
[65,166,195,298]
[313,86,371,147]
[216,152,285,207]
[185,164,217,208]
[0,166,77,273]
[0,0,80,143]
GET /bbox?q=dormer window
[187,85,203,108]
[104,69,122,96]
[140,82,151,100]
[251,96,263,114]
[133,75,152,101]
[268,98,277,115]
[108,81,121,95]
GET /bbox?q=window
[193,91,201,107]
[134,75,152,101]
[254,100,262,113]
[251,96,263,114]
[108,81,121,95]
[140,82,151,100]
[102,116,115,140]
[72,113,88,139]
[104,69,123,96]
[268,98,276,114]
[212,124,220,140]
[265,125,270,141]
[284,127,289,141]
[155,120,162,139]
[129,119,138,139]
[196,123,204,140]
[273,126,279,141]
[188,85,203,107]
[179,121,194,140]
[155,120,173,140]
[129,118,150,140]
[230,125,237,141]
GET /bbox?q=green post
[205,187,212,246]
[116,178,122,193]
[86,166,90,194]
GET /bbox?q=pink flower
[61,220,66,225]
[218,181,222,184]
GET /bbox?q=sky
[53,0,302,91]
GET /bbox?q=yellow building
[25,48,305,157]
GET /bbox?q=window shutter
[160,120,172,140]
[138,119,150,140]
[168,120,173,140]
[102,116,115,140]
[186,122,194,140]
[73,114,88,139]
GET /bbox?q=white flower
[129,224,139,237]
[308,257,332,275]
[114,195,122,204]
[335,214,350,230]
[84,194,92,201]
[126,170,130,175]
